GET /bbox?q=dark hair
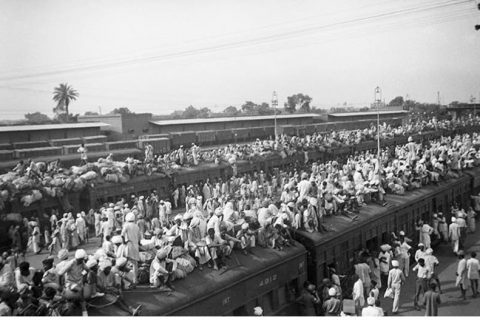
[429,282,437,290]
[471,252,477,258]
[19,261,30,271]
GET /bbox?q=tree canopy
[109,107,134,115]
[24,112,51,124]
[388,96,404,107]
[284,93,312,113]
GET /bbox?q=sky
[0,0,479,120]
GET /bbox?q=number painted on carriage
[259,274,278,287]
[222,296,231,306]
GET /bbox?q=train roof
[150,113,320,126]
[296,173,470,247]
[0,122,110,132]
[327,110,408,117]
[91,244,306,316]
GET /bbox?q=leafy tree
[24,112,51,124]
[182,105,200,118]
[388,96,404,107]
[241,101,257,113]
[359,106,370,112]
[84,111,99,116]
[284,93,312,113]
[257,102,274,115]
[197,107,211,118]
[109,107,133,115]
[52,83,78,122]
[223,106,239,115]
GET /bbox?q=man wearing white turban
[121,212,141,286]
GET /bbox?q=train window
[278,285,287,306]
[232,306,248,316]
[260,290,274,315]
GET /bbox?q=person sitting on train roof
[149,248,176,291]
[205,227,230,270]
[96,259,142,316]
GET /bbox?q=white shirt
[353,279,365,306]
[467,258,480,280]
[362,306,383,317]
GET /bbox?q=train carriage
[294,173,471,287]
[82,174,170,210]
[90,244,307,316]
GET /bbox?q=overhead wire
[0,0,473,83]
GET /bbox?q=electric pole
[374,86,382,183]
[272,91,278,150]
[476,2,480,30]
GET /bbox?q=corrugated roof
[328,110,408,117]
[0,122,110,133]
[150,113,319,126]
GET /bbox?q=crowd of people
[0,114,480,316]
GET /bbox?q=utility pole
[437,91,441,106]
[374,86,382,182]
[272,91,278,150]
[476,2,480,30]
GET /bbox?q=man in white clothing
[361,296,383,317]
[387,260,405,315]
[467,251,480,298]
[352,274,365,316]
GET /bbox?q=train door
[366,236,378,253]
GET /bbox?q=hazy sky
[0,0,479,119]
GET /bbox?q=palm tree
[52,83,78,121]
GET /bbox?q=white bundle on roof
[21,194,35,207]
[80,171,97,181]
[32,189,43,201]
[0,189,9,200]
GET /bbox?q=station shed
[446,103,480,119]
[326,110,408,123]
[0,122,110,144]
[149,113,320,134]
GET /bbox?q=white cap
[75,249,87,259]
[253,307,263,316]
[111,235,123,245]
[125,212,135,222]
[328,287,337,296]
[367,297,376,306]
[86,259,97,269]
[391,260,399,267]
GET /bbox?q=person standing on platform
[449,217,461,254]
[412,258,431,310]
[77,143,88,166]
[352,274,365,316]
[299,281,320,316]
[387,260,405,315]
[423,282,441,316]
[466,251,480,298]
[437,212,448,243]
[455,250,469,300]
[122,212,141,287]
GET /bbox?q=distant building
[0,122,109,144]
[446,103,480,119]
[78,113,152,139]
[327,110,408,123]
[148,113,320,134]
